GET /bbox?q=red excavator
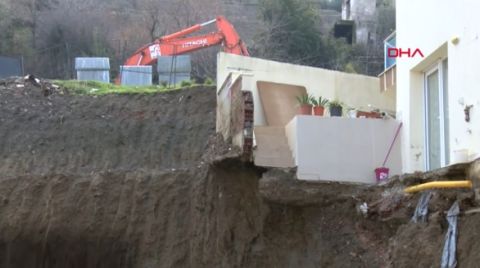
[117,16,249,83]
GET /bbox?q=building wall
[342,0,377,44]
[216,74,254,159]
[286,116,402,183]
[217,53,394,126]
[396,0,480,172]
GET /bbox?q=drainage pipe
[404,181,472,194]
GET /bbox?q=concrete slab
[254,126,295,168]
[257,81,307,127]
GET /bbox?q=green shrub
[180,80,192,87]
[204,77,214,85]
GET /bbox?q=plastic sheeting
[412,191,433,223]
[441,201,460,268]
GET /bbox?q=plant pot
[298,105,312,115]
[357,111,382,118]
[348,110,357,118]
[313,106,325,116]
[329,106,343,117]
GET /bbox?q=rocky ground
[0,77,479,267]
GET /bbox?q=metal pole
[65,42,71,79]
[20,55,25,76]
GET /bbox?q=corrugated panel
[0,56,22,79]
[75,57,110,70]
[158,55,191,73]
[159,73,190,85]
[120,66,152,86]
[76,70,110,83]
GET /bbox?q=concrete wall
[396,0,480,172]
[342,0,377,44]
[285,118,298,165]
[217,53,395,126]
[216,73,241,140]
[286,116,402,183]
[257,81,307,126]
[216,73,254,159]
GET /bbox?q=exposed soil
[0,77,479,267]
[0,77,216,175]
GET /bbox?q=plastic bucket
[375,167,390,182]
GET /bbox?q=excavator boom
[121,16,249,68]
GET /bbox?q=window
[384,32,396,69]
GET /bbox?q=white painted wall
[285,116,402,183]
[285,118,298,165]
[217,53,395,126]
[396,0,480,172]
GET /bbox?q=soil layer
[0,78,479,267]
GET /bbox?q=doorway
[424,59,449,170]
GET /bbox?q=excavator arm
[122,16,249,67]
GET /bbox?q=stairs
[254,126,295,168]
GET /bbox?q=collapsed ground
[0,77,479,268]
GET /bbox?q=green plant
[204,77,215,85]
[160,80,168,87]
[180,80,192,87]
[53,80,192,95]
[328,99,343,108]
[296,94,313,105]
[311,96,329,107]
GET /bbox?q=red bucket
[375,167,390,182]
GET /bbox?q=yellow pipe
[404,180,472,194]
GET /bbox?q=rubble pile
[0,75,65,97]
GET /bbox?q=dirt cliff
[0,78,479,267]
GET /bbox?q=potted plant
[311,96,329,116]
[357,110,382,118]
[296,94,313,115]
[329,100,343,117]
[347,107,357,118]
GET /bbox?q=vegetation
[0,0,395,79]
[204,77,215,86]
[54,80,206,95]
[328,99,343,108]
[296,94,313,105]
[255,0,328,67]
[254,0,395,75]
[0,0,222,79]
[180,80,193,87]
[311,96,329,107]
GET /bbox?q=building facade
[396,0,480,172]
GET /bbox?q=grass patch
[54,80,210,95]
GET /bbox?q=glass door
[424,60,448,170]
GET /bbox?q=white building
[217,53,401,184]
[395,0,480,172]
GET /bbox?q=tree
[10,0,58,49]
[254,0,329,67]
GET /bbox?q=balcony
[285,115,402,183]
